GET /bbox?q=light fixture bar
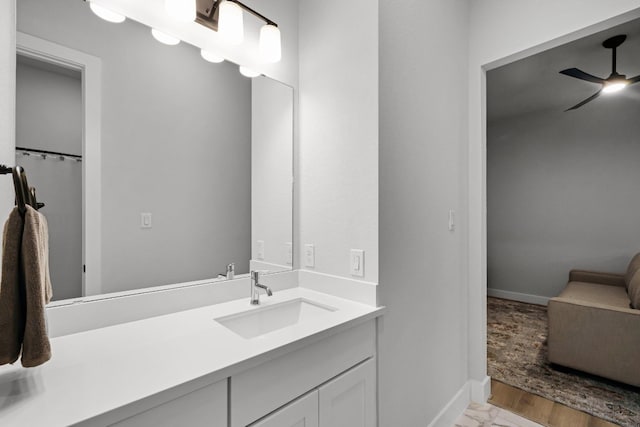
[229,0,276,27]
[195,0,277,32]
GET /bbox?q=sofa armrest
[548,297,640,386]
[568,269,625,287]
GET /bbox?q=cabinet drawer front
[111,380,227,427]
[231,321,375,427]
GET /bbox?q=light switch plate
[140,212,152,229]
[350,249,364,277]
[257,240,265,260]
[304,244,315,268]
[285,242,293,265]
[448,209,455,231]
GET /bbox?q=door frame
[467,7,640,401]
[16,32,102,298]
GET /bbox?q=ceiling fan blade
[565,90,602,111]
[559,68,605,84]
[629,74,640,85]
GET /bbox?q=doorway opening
[16,54,83,301]
[484,17,640,427]
[16,32,102,300]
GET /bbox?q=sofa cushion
[624,252,640,290]
[560,281,631,309]
[629,269,640,309]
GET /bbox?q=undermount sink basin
[215,298,337,339]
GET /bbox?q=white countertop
[0,288,383,426]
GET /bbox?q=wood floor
[488,379,619,427]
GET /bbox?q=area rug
[487,297,640,427]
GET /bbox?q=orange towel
[0,208,25,365]
[21,205,53,367]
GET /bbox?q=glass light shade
[201,49,224,63]
[89,2,125,23]
[218,1,244,45]
[165,0,196,22]
[239,66,260,78]
[602,80,628,94]
[151,28,180,45]
[259,24,281,63]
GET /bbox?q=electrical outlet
[257,240,265,260]
[285,242,293,265]
[304,244,315,268]
[350,249,364,277]
[140,212,152,229]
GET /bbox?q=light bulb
[201,49,224,63]
[259,24,281,63]
[151,28,180,46]
[239,66,260,78]
[218,1,244,45]
[165,0,196,22]
[89,2,125,23]
[602,81,628,94]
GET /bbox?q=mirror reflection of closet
[15,55,82,301]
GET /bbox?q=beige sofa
[547,253,640,387]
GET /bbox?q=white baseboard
[471,375,491,403]
[427,381,471,427]
[488,288,549,306]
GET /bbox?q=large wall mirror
[15,0,293,303]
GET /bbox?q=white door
[250,390,318,427]
[319,359,376,427]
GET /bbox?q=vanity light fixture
[259,24,281,63]
[86,0,281,62]
[218,1,244,45]
[151,28,181,45]
[239,66,260,78]
[88,1,125,23]
[195,0,282,63]
[165,0,196,23]
[201,49,224,63]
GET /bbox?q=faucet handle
[251,270,270,281]
[251,270,260,282]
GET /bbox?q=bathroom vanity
[0,286,382,426]
[1,1,384,425]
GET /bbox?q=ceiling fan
[559,34,640,111]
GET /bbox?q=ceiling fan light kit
[559,34,640,111]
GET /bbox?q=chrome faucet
[250,270,273,305]
[226,263,235,280]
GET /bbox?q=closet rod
[16,146,82,160]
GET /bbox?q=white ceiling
[487,18,640,122]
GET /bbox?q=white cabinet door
[319,358,376,427]
[111,380,227,427]
[250,390,318,427]
[231,322,375,427]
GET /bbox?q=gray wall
[378,0,470,424]
[488,101,640,299]
[16,60,83,301]
[0,1,15,220]
[18,0,251,295]
[298,0,379,283]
